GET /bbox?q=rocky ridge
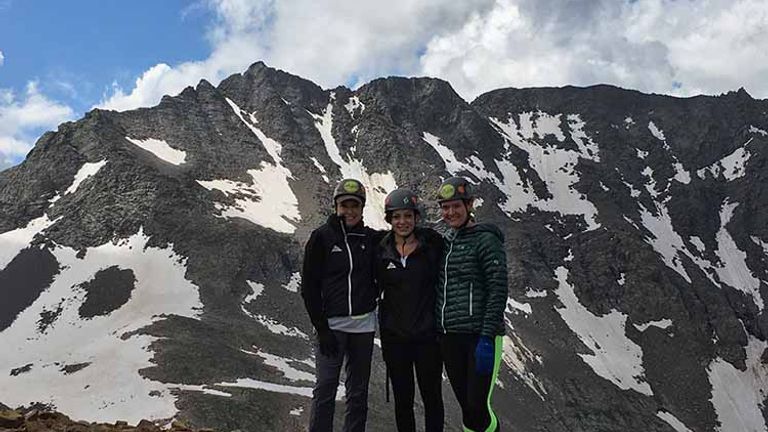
[1,62,768,431]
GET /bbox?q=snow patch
[219,378,313,398]
[217,378,344,401]
[309,157,329,183]
[751,236,768,256]
[0,214,56,271]
[283,272,300,293]
[708,337,768,432]
[648,121,666,141]
[714,202,763,309]
[507,297,532,315]
[525,289,547,298]
[623,180,642,198]
[197,99,300,233]
[290,407,304,416]
[642,166,659,198]
[697,138,754,181]
[689,236,706,253]
[502,333,546,400]
[422,132,492,183]
[241,300,309,340]
[646,122,690,184]
[241,348,314,382]
[171,385,232,398]
[672,162,691,184]
[634,319,672,332]
[344,96,365,116]
[245,281,264,303]
[0,228,203,424]
[126,137,186,165]
[639,204,691,282]
[554,266,652,395]
[749,125,767,136]
[312,99,396,230]
[636,149,648,159]
[487,115,601,229]
[61,160,108,197]
[656,411,693,432]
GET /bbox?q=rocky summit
[1,61,768,432]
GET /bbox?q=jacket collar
[379,228,426,261]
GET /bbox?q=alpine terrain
[1,61,768,432]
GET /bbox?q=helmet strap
[456,200,473,229]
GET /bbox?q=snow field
[708,337,768,432]
[488,113,601,230]
[0,228,202,424]
[697,138,754,181]
[554,266,652,395]
[196,99,300,233]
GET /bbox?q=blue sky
[2,0,767,169]
[0,0,211,117]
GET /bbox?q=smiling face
[336,198,363,227]
[389,209,418,238]
[440,199,472,229]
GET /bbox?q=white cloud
[96,0,494,111]
[0,82,75,168]
[0,50,5,66]
[99,0,768,111]
[420,0,768,99]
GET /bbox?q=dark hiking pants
[309,331,374,432]
[383,339,445,432]
[440,333,503,432]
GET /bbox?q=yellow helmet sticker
[343,180,360,193]
[439,183,455,199]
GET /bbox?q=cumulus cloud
[0,50,4,66]
[100,0,768,111]
[420,0,768,99]
[97,0,494,111]
[0,82,75,168]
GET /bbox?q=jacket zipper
[469,282,473,316]
[441,241,454,333]
[340,220,354,316]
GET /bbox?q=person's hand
[317,329,338,357]
[474,336,495,375]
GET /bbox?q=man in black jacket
[301,178,380,432]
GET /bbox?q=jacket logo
[386,262,397,270]
[331,245,343,253]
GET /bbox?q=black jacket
[376,227,444,342]
[301,214,380,332]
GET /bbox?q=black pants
[440,333,502,432]
[383,339,444,432]
[309,331,374,432]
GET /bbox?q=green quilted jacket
[436,222,508,337]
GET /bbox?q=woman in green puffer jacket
[434,176,507,432]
